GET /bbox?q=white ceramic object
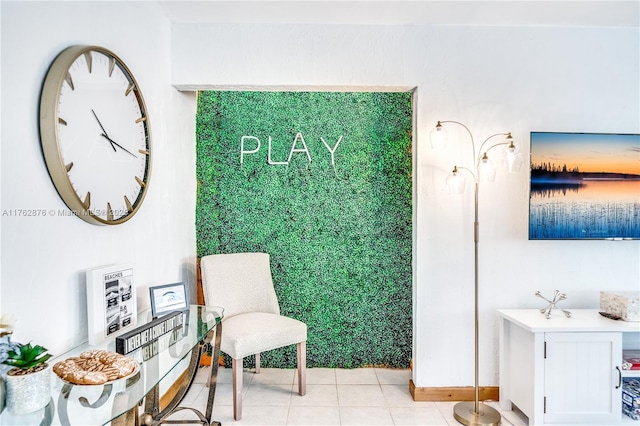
[5,365,50,414]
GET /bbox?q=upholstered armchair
[200,252,307,420]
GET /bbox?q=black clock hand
[100,133,138,158]
[92,110,116,152]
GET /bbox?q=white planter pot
[5,364,51,414]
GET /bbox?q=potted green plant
[3,342,53,414]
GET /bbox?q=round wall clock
[39,45,152,225]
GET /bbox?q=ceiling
[158,0,640,28]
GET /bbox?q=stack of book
[623,378,640,421]
[623,350,640,371]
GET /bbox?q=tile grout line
[332,369,342,425]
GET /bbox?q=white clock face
[40,46,151,225]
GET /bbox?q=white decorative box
[600,291,640,322]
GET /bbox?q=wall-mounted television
[529,132,640,240]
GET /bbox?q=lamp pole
[432,121,519,426]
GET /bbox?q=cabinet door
[544,332,621,424]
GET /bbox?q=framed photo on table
[86,264,137,345]
[149,282,189,318]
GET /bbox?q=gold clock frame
[39,45,152,225]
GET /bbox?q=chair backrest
[200,252,280,318]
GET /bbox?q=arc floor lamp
[431,120,522,426]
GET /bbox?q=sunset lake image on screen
[529,132,640,239]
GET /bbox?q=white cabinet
[497,309,640,425]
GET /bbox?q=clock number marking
[83,192,91,210]
[64,72,75,91]
[138,149,149,156]
[84,52,92,73]
[135,176,145,188]
[135,116,146,124]
[124,196,133,213]
[65,162,73,173]
[108,57,116,77]
[125,83,135,97]
[106,203,114,222]
[58,117,67,126]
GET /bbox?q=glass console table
[0,305,223,426]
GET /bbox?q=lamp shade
[505,142,523,173]
[478,153,497,182]
[446,167,466,194]
[430,122,447,149]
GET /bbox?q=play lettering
[240,132,343,166]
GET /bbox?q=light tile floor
[168,367,529,426]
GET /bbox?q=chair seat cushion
[221,312,307,360]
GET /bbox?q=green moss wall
[196,91,412,368]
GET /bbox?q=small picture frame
[149,282,189,318]
[86,264,137,345]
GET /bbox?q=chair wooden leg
[232,358,243,420]
[297,341,306,396]
[255,352,260,373]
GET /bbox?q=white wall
[0,1,197,356]
[171,22,640,387]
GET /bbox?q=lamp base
[453,401,501,426]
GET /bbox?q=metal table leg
[205,321,222,423]
[141,322,222,426]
